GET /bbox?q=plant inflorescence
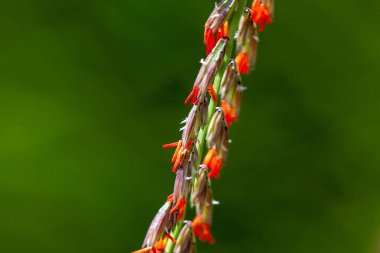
[133,1,274,252]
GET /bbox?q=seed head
[219,60,243,126]
[221,60,240,101]
[206,108,228,156]
[185,38,228,106]
[182,99,208,148]
[193,167,213,223]
[173,149,198,206]
[204,0,238,55]
[192,181,214,244]
[136,0,276,251]
[205,0,238,34]
[142,201,172,249]
[191,166,210,211]
[237,8,259,73]
[181,106,197,149]
[173,169,185,207]
[173,221,196,253]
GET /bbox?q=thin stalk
[165,1,248,253]
[164,219,184,253]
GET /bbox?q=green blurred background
[1,0,380,252]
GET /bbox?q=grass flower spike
[133,0,275,252]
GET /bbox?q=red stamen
[165,231,177,245]
[185,86,199,105]
[221,100,238,127]
[208,84,218,103]
[251,1,272,32]
[204,28,216,56]
[154,238,167,252]
[205,22,229,56]
[192,215,202,236]
[203,148,216,168]
[172,153,183,173]
[191,86,199,105]
[192,215,215,244]
[204,148,223,179]
[199,224,215,244]
[177,202,186,220]
[162,142,179,149]
[171,141,182,163]
[185,138,194,150]
[167,194,174,202]
[132,247,153,253]
[209,157,223,179]
[216,22,229,41]
[185,86,196,104]
[235,52,249,74]
[170,196,187,220]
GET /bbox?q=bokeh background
[1,0,380,252]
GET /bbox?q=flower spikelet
[185,38,228,106]
[206,108,228,156]
[204,0,238,55]
[235,8,259,74]
[173,221,196,253]
[141,201,172,251]
[220,60,243,126]
[192,179,214,244]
